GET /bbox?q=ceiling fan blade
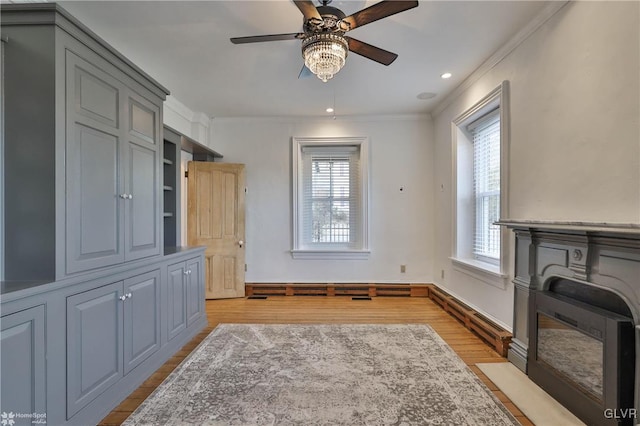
[341,1,418,31]
[346,37,398,66]
[230,33,304,44]
[298,64,313,79]
[293,0,322,21]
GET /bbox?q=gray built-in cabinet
[3,5,164,281]
[1,4,211,426]
[167,258,204,341]
[66,50,162,274]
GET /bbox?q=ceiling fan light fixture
[302,33,348,82]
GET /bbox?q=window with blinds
[469,109,500,263]
[301,146,360,248]
[292,137,369,258]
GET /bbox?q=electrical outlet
[441,269,445,279]
[400,264,406,273]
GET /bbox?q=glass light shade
[302,34,348,82]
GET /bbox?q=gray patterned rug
[124,324,519,425]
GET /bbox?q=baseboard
[245,282,431,297]
[428,284,512,357]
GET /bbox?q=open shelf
[162,125,223,254]
[162,127,180,251]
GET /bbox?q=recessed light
[326,107,334,113]
[417,92,437,100]
[441,72,452,79]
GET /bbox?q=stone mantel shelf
[496,219,640,235]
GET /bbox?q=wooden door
[188,162,245,299]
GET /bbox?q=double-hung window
[469,110,501,264]
[452,81,509,286]
[292,137,369,259]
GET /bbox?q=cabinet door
[167,262,187,341]
[66,51,125,274]
[124,269,161,374]
[67,282,123,418]
[1,306,46,420]
[186,257,203,327]
[124,92,161,261]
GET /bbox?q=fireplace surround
[498,220,640,425]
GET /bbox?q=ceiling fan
[230,0,419,82]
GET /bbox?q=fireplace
[529,285,635,425]
[498,220,640,425]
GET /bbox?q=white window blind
[469,110,500,262]
[301,146,361,248]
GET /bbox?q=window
[470,110,500,264]
[292,137,369,259]
[451,81,509,286]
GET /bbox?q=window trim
[451,81,510,287]
[291,136,370,260]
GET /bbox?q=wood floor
[99,296,533,425]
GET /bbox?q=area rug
[124,324,520,425]
[477,362,585,426]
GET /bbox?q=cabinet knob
[126,292,132,298]
[119,194,128,199]
[239,240,244,248]
[128,194,133,199]
[184,270,189,276]
[119,295,127,301]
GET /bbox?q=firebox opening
[529,280,635,426]
[548,278,633,318]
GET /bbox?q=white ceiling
[58,0,548,118]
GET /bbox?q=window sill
[291,250,370,260]
[450,257,509,289]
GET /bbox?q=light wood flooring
[99,296,533,425]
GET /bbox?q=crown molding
[432,1,569,117]
[212,113,431,124]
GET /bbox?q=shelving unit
[162,125,223,253]
[163,127,181,250]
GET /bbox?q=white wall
[433,1,640,328]
[210,115,434,283]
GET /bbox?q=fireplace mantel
[499,219,640,421]
[497,219,640,235]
